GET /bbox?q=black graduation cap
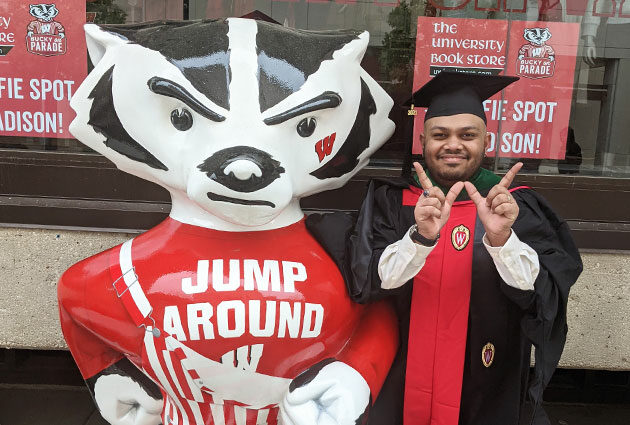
[409,71,519,123]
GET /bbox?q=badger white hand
[93,373,162,425]
[280,360,370,425]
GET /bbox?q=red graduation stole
[402,186,477,425]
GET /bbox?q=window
[0,0,627,248]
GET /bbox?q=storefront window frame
[0,0,628,249]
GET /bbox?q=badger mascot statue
[58,18,398,425]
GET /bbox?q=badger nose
[223,160,263,181]
[198,146,285,193]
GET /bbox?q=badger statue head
[70,19,394,230]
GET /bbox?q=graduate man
[306,71,583,425]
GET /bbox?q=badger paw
[88,359,163,425]
[280,359,370,425]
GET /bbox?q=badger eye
[297,117,316,138]
[171,108,193,131]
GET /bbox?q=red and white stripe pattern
[119,240,282,425]
[144,330,280,424]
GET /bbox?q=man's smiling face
[421,113,491,187]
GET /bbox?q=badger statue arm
[282,360,370,425]
[87,359,163,425]
[58,253,162,425]
[282,302,397,425]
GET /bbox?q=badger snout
[224,160,263,181]
[198,146,285,193]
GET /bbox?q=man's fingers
[441,182,463,222]
[417,196,441,210]
[493,203,510,216]
[486,185,508,207]
[464,181,484,205]
[413,162,433,190]
[499,162,523,188]
[415,187,444,204]
[428,207,442,219]
[496,201,519,218]
[491,192,512,211]
[417,206,442,220]
[430,186,446,204]
[444,181,464,206]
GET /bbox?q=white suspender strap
[113,238,153,327]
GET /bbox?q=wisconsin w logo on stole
[451,224,470,251]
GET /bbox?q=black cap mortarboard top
[410,71,519,123]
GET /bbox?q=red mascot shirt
[59,218,397,425]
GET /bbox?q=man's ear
[420,133,426,151]
[483,132,491,153]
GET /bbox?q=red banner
[0,1,87,138]
[412,17,579,159]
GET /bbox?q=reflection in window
[1,0,628,177]
[375,0,630,177]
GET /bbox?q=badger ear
[84,23,126,66]
[335,31,370,63]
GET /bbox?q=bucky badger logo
[516,28,555,79]
[519,28,554,59]
[26,3,66,56]
[60,19,397,425]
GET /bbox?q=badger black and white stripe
[70,18,394,230]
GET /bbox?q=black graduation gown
[306,177,582,425]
